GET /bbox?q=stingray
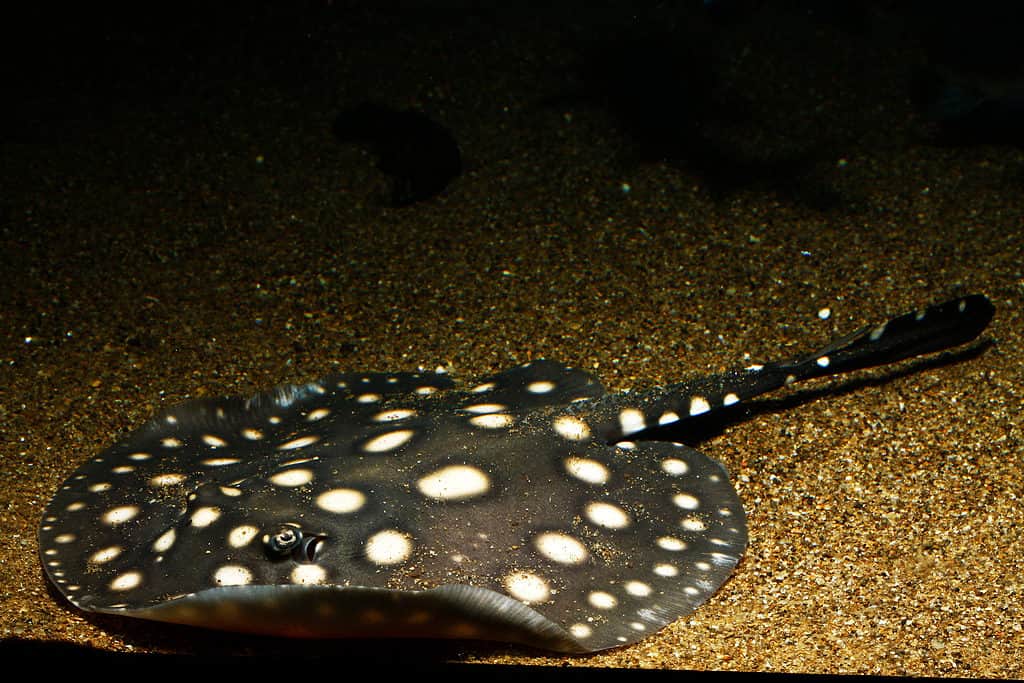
[38,294,994,652]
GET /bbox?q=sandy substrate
[1,4,1020,675]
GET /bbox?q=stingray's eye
[264,524,303,557]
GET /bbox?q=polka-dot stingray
[38,295,994,652]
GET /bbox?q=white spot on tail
[658,411,680,426]
[618,408,646,435]
[202,434,227,448]
[816,355,830,368]
[689,396,711,416]
[527,381,556,394]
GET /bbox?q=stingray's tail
[581,294,994,443]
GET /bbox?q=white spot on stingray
[468,413,514,428]
[202,434,227,448]
[661,458,689,476]
[128,452,152,461]
[242,428,263,440]
[417,465,490,501]
[89,546,121,565]
[870,323,887,341]
[214,565,253,586]
[291,564,327,585]
[462,403,506,414]
[161,437,183,448]
[228,525,259,548]
[373,408,416,422]
[658,411,680,426]
[585,501,631,529]
[219,486,242,497]
[689,396,711,416]
[165,415,178,425]
[111,465,134,474]
[818,307,831,320]
[681,517,707,532]
[365,529,413,565]
[201,457,241,467]
[626,581,653,597]
[278,435,319,451]
[268,416,282,424]
[153,528,176,552]
[534,532,589,565]
[570,623,593,639]
[89,482,113,492]
[723,393,740,406]
[269,468,314,487]
[553,416,590,441]
[657,536,687,551]
[616,441,636,450]
[306,408,330,421]
[317,488,366,514]
[564,457,610,485]
[109,571,142,591]
[414,386,437,396]
[504,571,551,604]
[65,501,86,512]
[654,563,679,577]
[673,493,700,510]
[191,506,221,527]
[471,382,495,393]
[618,408,646,435]
[363,429,414,453]
[816,355,830,368]
[746,364,764,371]
[357,393,382,403]
[588,591,617,609]
[149,473,186,486]
[527,381,555,394]
[630,622,646,631]
[103,505,139,525]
